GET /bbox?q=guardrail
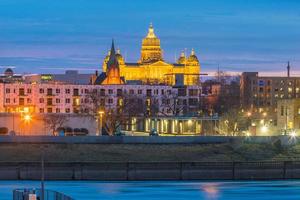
[13,188,74,200]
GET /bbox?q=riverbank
[1,136,300,180]
[0,137,299,162]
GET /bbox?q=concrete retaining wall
[0,161,300,180]
[0,135,297,146]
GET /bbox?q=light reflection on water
[0,181,300,200]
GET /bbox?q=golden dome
[140,23,163,63]
[115,48,125,65]
[177,51,186,64]
[187,49,199,63]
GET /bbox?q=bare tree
[150,90,188,117]
[218,108,247,136]
[81,90,148,135]
[42,114,68,136]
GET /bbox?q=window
[39,108,44,113]
[27,89,32,94]
[47,98,53,106]
[56,88,60,94]
[5,88,10,94]
[56,98,60,104]
[19,88,25,96]
[138,89,142,95]
[117,89,122,96]
[39,88,44,94]
[47,108,52,113]
[39,98,44,103]
[84,89,89,94]
[146,89,152,97]
[100,89,105,96]
[129,89,134,95]
[108,99,113,104]
[27,98,32,104]
[56,108,60,113]
[108,89,113,94]
[5,98,10,103]
[66,98,70,104]
[65,89,70,94]
[47,88,53,96]
[161,89,164,95]
[73,88,79,96]
[188,89,198,96]
[298,107,300,115]
[65,108,70,113]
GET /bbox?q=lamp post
[98,110,104,136]
[23,114,32,135]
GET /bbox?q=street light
[23,114,32,135]
[24,114,31,122]
[98,110,104,136]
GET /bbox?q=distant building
[277,98,300,131]
[0,68,23,83]
[25,70,94,85]
[240,70,300,112]
[101,24,200,86]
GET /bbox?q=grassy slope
[0,142,299,162]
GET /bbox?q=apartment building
[0,83,201,116]
[240,72,300,111]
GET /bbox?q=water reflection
[201,183,220,200]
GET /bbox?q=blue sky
[0,0,299,75]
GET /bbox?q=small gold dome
[187,49,199,63]
[177,51,186,64]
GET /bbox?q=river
[1,180,300,200]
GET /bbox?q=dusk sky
[0,0,299,76]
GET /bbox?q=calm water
[1,181,300,200]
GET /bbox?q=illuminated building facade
[101,24,200,86]
[0,83,201,116]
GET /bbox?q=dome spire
[117,48,121,54]
[146,22,156,38]
[191,48,195,56]
[180,50,185,57]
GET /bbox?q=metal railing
[13,188,74,200]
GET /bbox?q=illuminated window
[75,98,80,106]
[288,88,292,93]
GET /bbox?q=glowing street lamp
[261,125,268,134]
[246,112,252,117]
[98,110,104,136]
[24,114,32,122]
